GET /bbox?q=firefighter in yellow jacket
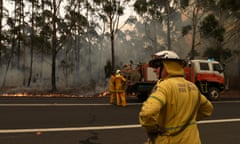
[109,72,116,104]
[114,69,127,107]
[139,50,214,144]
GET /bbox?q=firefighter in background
[114,69,127,107]
[109,72,116,104]
[139,50,213,144]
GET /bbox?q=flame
[98,90,109,97]
[0,93,69,97]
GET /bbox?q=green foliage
[134,0,164,20]
[180,0,189,9]
[218,0,240,11]
[133,0,148,15]
[101,0,124,17]
[199,14,225,42]
[203,47,232,61]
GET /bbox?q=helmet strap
[158,66,163,79]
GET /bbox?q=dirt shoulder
[0,87,239,99]
[221,90,240,99]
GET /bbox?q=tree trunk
[51,0,57,91]
[111,30,115,71]
[27,1,35,87]
[166,1,171,50]
[0,0,3,66]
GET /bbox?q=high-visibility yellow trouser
[116,92,126,106]
[109,92,115,104]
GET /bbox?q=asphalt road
[0,96,239,144]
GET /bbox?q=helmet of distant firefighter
[116,69,121,75]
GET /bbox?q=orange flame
[98,90,109,97]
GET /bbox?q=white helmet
[149,50,185,68]
[153,50,180,60]
[116,69,121,74]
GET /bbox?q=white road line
[198,118,240,124]
[0,103,141,106]
[0,100,239,107]
[212,101,240,103]
[0,118,239,134]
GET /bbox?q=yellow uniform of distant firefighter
[109,72,116,104]
[139,50,214,144]
[114,70,127,107]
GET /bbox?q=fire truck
[123,59,225,102]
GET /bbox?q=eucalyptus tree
[217,0,240,84]
[93,0,131,70]
[83,0,100,82]
[0,0,2,66]
[0,0,8,67]
[26,0,39,87]
[117,17,155,63]
[36,0,52,83]
[63,0,89,85]
[0,0,10,87]
[13,0,25,70]
[134,0,180,50]
[180,0,216,59]
[1,0,26,87]
[199,14,228,61]
[49,0,71,91]
[217,0,240,50]
[36,0,70,91]
[133,0,162,53]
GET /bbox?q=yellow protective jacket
[139,61,214,144]
[109,75,115,92]
[114,74,126,92]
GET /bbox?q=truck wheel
[208,87,220,101]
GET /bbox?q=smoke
[1,10,240,92]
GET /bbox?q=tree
[134,0,179,50]
[199,14,229,61]
[37,0,69,91]
[218,0,240,12]
[93,0,130,70]
[1,0,26,87]
[0,0,2,66]
[180,0,215,59]
[26,0,38,87]
[217,0,240,50]
[64,0,92,84]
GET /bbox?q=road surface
[0,96,239,144]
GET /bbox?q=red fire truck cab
[185,59,225,100]
[125,59,225,101]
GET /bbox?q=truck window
[199,62,209,70]
[213,63,223,72]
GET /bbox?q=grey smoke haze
[1,9,240,91]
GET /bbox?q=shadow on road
[79,131,102,144]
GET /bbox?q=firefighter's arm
[196,94,214,121]
[139,92,165,132]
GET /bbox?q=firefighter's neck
[160,67,167,79]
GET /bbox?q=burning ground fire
[0,93,67,97]
[0,87,111,97]
[0,92,110,97]
[98,90,110,97]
